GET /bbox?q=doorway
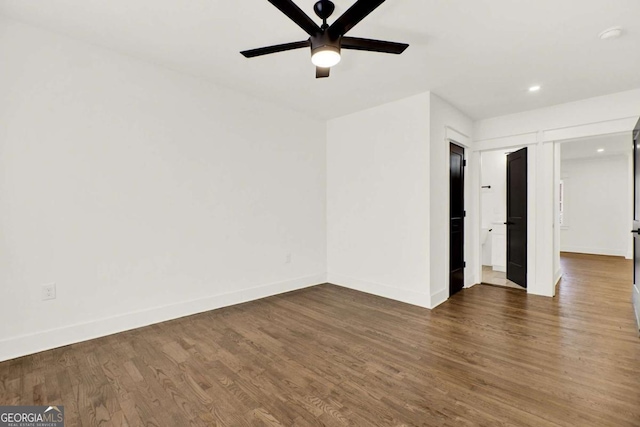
[554,133,634,306]
[450,143,465,296]
[480,147,528,289]
[557,134,632,261]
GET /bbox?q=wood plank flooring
[1,253,639,426]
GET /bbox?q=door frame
[552,131,635,292]
[450,142,466,296]
[472,116,639,297]
[634,119,640,332]
[441,127,473,305]
[476,145,535,293]
[553,134,634,261]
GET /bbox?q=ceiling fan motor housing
[310,31,341,57]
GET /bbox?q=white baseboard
[0,273,326,363]
[465,270,477,289]
[327,273,430,309]
[561,246,626,257]
[555,268,563,285]
[430,289,449,309]
[633,284,640,332]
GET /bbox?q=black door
[506,147,528,288]
[632,119,640,332]
[450,143,465,296]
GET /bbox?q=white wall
[326,93,432,308]
[475,89,640,145]
[481,151,507,229]
[326,92,472,309]
[3,19,639,363]
[0,20,327,361]
[480,150,507,267]
[560,156,630,257]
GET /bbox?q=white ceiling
[1,0,639,120]
[561,133,631,160]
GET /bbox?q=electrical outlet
[42,283,56,301]
[286,253,292,264]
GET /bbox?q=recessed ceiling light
[529,85,541,92]
[599,27,623,40]
[597,148,605,153]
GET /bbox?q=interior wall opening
[554,133,634,287]
[479,147,527,289]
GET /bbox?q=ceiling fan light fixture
[240,0,409,78]
[311,45,341,67]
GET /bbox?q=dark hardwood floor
[1,253,639,426]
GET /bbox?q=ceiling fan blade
[328,0,386,37]
[341,37,408,54]
[267,0,322,36]
[316,67,330,78]
[241,40,310,58]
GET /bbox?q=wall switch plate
[42,283,56,300]
[286,253,292,264]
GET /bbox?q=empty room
[1,1,640,426]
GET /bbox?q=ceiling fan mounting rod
[314,0,335,29]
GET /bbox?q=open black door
[632,118,640,332]
[450,143,465,296]
[506,147,527,288]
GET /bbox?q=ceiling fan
[240,0,409,78]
